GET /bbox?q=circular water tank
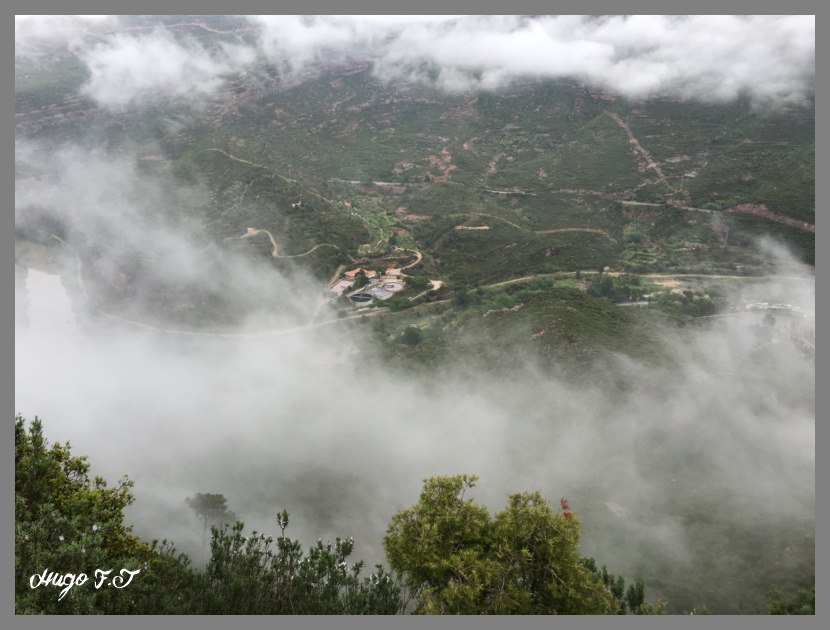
[350,293,373,304]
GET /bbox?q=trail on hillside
[446,212,618,243]
[725,204,815,232]
[238,227,338,259]
[197,148,335,205]
[409,280,443,302]
[605,110,670,188]
[330,177,789,221]
[279,243,339,258]
[292,156,815,231]
[241,227,279,257]
[480,188,537,196]
[149,113,814,260]
[198,150,398,249]
[401,249,423,269]
[41,233,353,338]
[479,270,805,290]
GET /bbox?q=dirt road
[409,280,443,302]
[197,148,336,206]
[447,212,618,243]
[401,249,423,269]
[238,227,338,258]
[605,110,670,187]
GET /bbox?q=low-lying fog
[15,226,814,613]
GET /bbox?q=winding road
[41,233,355,338]
[197,148,336,206]
[447,212,618,243]
[238,227,338,259]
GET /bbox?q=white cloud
[250,15,390,73]
[18,15,815,114]
[369,15,815,105]
[76,29,255,111]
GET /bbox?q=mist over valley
[14,14,815,615]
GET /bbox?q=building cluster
[328,266,406,306]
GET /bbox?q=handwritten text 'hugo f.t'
[30,568,141,601]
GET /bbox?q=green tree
[15,415,200,614]
[201,517,403,614]
[15,415,402,615]
[387,296,415,312]
[353,271,369,289]
[400,326,424,346]
[587,274,615,300]
[186,493,237,549]
[453,288,471,307]
[383,474,624,614]
[407,275,430,291]
[769,588,815,615]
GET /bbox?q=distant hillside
[16,30,815,325]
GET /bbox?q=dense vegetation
[384,474,664,614]
[16,416,814,615]
[17,416,683,615]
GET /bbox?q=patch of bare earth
[395,206,430,222]
[424,147,456,182]
[725,203,815,233]
[441,103,479,120]
[334,120,360,139]
[392,161,415,175]
[486,153,504,175]
[648,277,685,293]
[483,303,524,317]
